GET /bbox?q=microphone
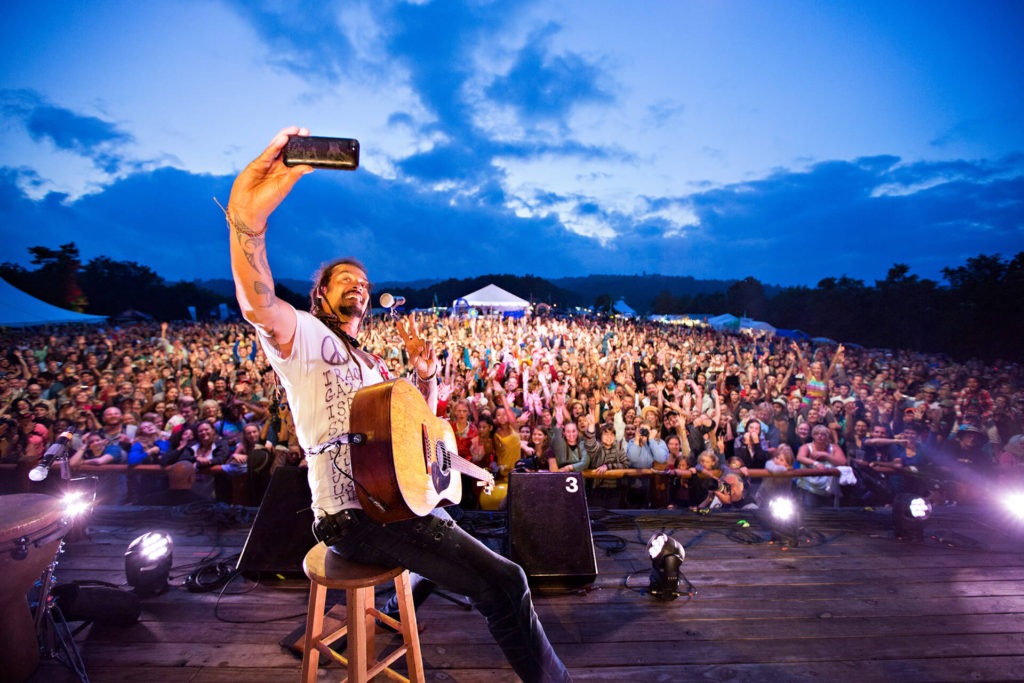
[379,293,405,309]
[29,431,74,482]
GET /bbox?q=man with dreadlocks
[226,127,570,682]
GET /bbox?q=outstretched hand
[227,126,313,229]
[397,314,437,380]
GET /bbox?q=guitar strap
[307,433,388,515]
[306,433,367,452]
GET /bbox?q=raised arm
[497,385,517,428]
[790,340,808,377]
[824,344,845,384]
[226,127,312,357]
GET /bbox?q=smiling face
[563,422,579,445]
[812,425,830,444]
[324,263,371,321]
[196,422,215,446]
[243,424,259,443]
[495,408,509,427]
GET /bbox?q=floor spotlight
[893,493,932,540]
[1003,492,1024,522]
[61,490,92,520]
[125,532,173,595]
[765,495,802,545]
[647,532,685,601]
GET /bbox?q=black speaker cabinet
[506,471,597,589]
[236,466,315,575]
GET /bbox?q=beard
[336,301,365,320]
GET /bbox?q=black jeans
[322,507,570,683]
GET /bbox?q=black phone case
[282,136,359,170]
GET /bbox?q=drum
[0,494,68,682]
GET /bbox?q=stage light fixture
[893,493,932,540]
[647,532,685,601]
[61,491,91,519]
[765,495,802,545]
[125,532,173,595]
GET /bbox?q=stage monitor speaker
[506,471,597,589]
[236,466,315,575]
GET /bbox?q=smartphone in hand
[282,135,359,170]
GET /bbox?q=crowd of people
[2,312,1022,510]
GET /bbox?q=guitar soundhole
[435,441,451,475]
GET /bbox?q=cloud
[383,1,518,134]
[2,141,1019,289]
[930,119,984,148]
[223,1,355,83]
[483,23,612,129]
[0,89,133,173]
[645,100,684,129]
[0,161,609,284]
[224,0,625,222]
[679,154,1024,283]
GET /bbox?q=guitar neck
[450,455,493,483]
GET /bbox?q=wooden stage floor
[30,503,1024,682]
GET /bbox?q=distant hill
[398,273,765,313]
[552,274,753,313]
[194,277,441,306]
[402,274,583,310]
[194,279,236,298]
[193,274,779,314]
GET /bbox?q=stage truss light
[647,532,685,601]
[125,532,174,595]
[893,493,932,541]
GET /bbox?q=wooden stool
[301,543,425,683]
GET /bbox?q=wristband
[416,369,437,383]
[227,214,267,238]
[215,198,267,238]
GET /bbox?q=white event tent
[0,277,107,327]
[453,284,530,313]
[613,298,636,317]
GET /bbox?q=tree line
[650,254,1024,362]
[2,243,1021,362]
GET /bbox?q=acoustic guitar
[350,378,494,524]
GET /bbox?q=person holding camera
[625,423,669,469]
[225,127,570,682]
[687,450,745,511]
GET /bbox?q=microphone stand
[31,441,93,683]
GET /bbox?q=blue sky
[0,0,1021,287]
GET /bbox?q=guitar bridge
[421,424,431,474]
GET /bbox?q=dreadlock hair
[309,257,376,339]
[309,257,371,317]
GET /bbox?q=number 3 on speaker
[565,476,578,493]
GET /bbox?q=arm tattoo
[253,281,275,309]
[236,231,266,275]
